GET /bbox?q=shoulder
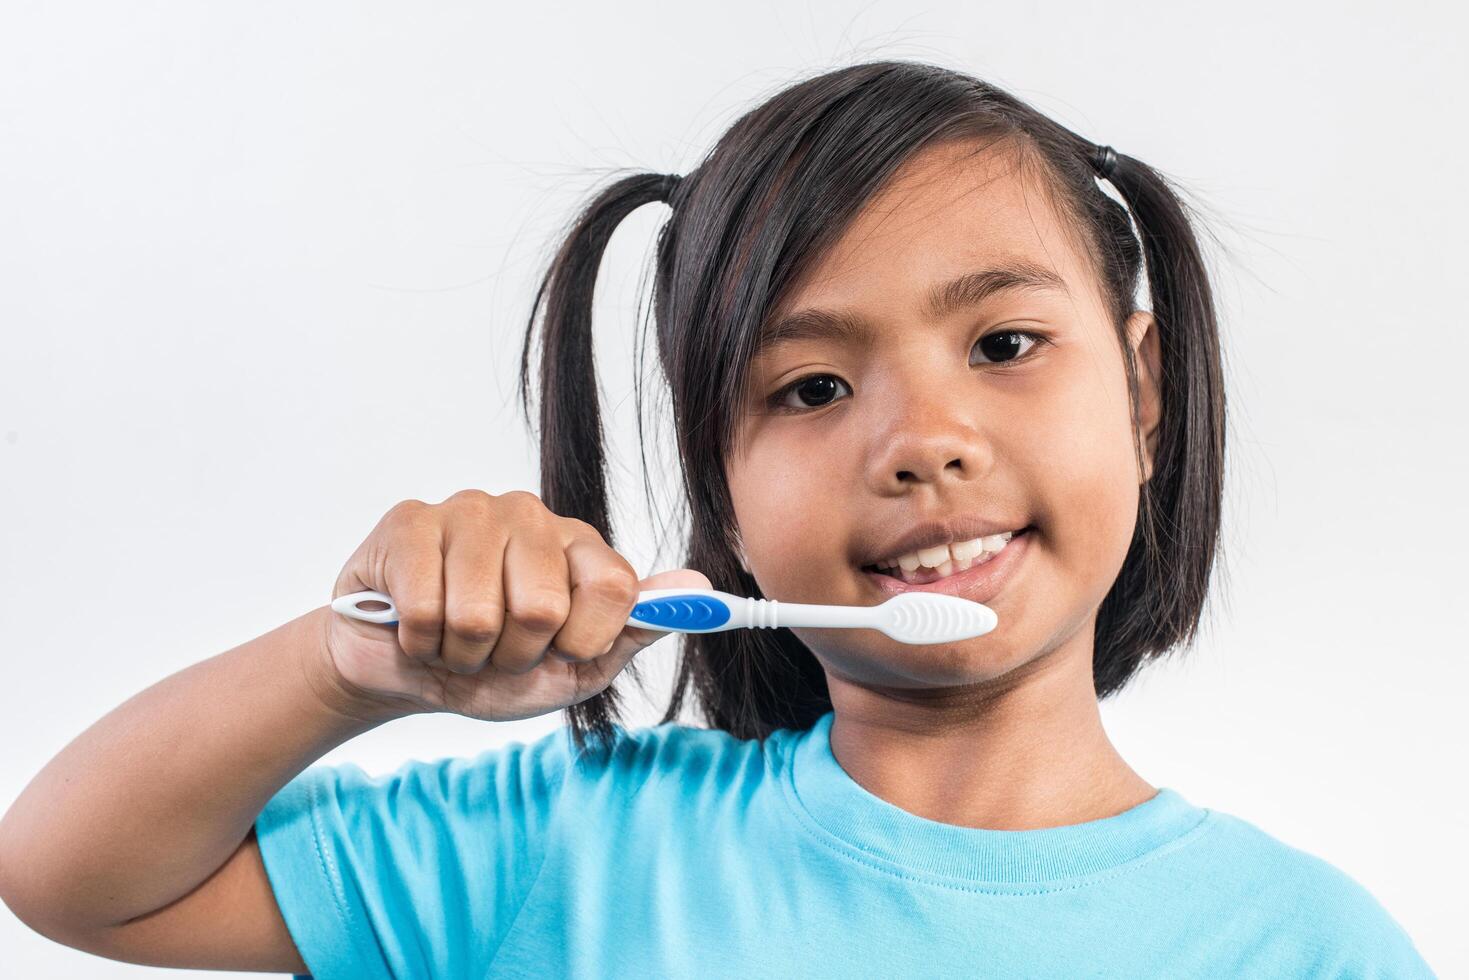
[337,717,791,806]
[262,725,583,830]
[1194,805,1434,976]
[569,718,784,788]
[528,718,817,819]
[1203,807,1392,912]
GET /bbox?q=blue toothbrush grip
[628,593,732,632]
[332,589,737,635]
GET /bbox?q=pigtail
[1086,147,1227,697]
[518,171,678,755]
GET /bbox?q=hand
[312,489,709,723]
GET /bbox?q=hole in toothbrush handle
[332,590,399,626]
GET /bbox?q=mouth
[859,525,1034,604]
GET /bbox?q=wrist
[299,605,428,727]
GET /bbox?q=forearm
[0,605,401,932]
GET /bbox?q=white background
[2,2,1464,976]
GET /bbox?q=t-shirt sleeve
[1275,840,1439,979]
[1314,878,1439,979]
[253,725,575,980]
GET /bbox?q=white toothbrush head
[873,592,998,644]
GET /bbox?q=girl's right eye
[772,373,851,412]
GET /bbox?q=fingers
[493,520,572,674]
[438,502,510,675]
[548,537,640,664]
[590,567,716,667]
[370,489,665,688]
[381,503,446,663]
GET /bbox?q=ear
[1126,310,1163,484]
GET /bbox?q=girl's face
[728,140,1161,693]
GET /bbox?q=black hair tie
[1091,145,1119,180]
[657,172,684,202]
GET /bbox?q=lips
[858,515,1031,570]
[861,527,1032,607]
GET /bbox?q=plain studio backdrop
[2,2,1464,976]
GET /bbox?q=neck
[825,630,1154,830]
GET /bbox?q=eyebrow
[754,259,1069,358]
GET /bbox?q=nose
[863,397,993,496]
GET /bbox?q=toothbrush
[332,587,998,645]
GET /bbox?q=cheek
[1029,360,1142,591]
[727,440,852,593]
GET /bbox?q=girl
[0,61,1433,978]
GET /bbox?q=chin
[792,624,1032,691]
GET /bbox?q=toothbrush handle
[764,600,880,630]
[332,587,882,634]
[331,588,758,632]
[626,589,880,632]
[333,590,399,624]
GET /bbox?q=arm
[0,605,409,971]
[0,488,702,973]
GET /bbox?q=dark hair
[519,60,1228,756]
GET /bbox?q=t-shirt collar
[782,710,1210,886]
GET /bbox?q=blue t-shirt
[254,711,1434,978]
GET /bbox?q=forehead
[772,140,1092,321]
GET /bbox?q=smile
[861,527,1033,605]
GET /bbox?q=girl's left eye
[970,328,1047,366]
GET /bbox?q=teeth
[951,538,984,560]
[916,545,951,567]
[877,530,1018,573]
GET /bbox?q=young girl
[0,61,1433,978]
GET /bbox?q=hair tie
[657,172,684,202]
[1091,145,1119,180]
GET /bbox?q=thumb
[638,567,714,592]
[600,568,715,665]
